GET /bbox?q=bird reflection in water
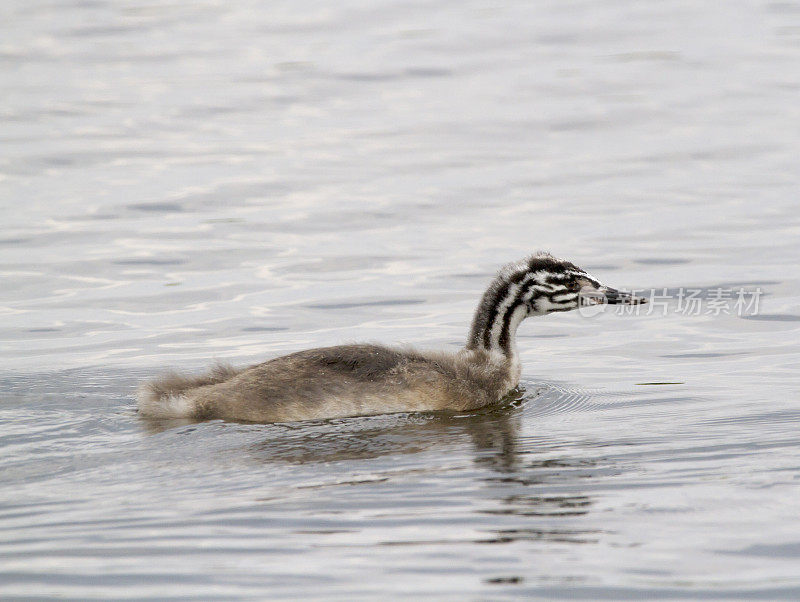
[140,385,605,548]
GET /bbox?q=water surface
[2,0,800,599]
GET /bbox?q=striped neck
[466,272,532,359]
[464,253,588,360]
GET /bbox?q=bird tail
[136,363,239,418]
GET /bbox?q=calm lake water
[2,0,800,599]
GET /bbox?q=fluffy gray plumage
[137,253,643,423]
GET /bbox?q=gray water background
[2,0,800,599]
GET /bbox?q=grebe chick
[137,253,645,423]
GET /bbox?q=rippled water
[3,0,800,599]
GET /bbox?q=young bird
[137,253,645,423]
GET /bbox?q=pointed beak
[600,286,647,305]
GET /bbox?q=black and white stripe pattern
[466,253,598,357]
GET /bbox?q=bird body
[137,253,644,423]
[138,345,517,422]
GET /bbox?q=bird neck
[466,276,530,363]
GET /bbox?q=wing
[253,343,418,381]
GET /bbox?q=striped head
[467,253,646,355]
[514,253,645,315]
